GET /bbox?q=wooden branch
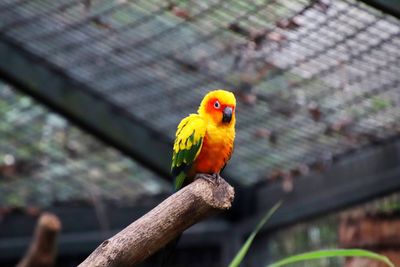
[79,175,235,267]
[17,212,61,267]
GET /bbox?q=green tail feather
[174,172,186,191]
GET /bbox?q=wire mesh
[0,83,169,208]
[0,0,399,186]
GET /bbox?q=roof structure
[1,0,399,186]
[1,0,400,256]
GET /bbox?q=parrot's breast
[194,124,234,174]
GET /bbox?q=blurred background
[0,0,400,266]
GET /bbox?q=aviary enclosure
[0,0,400,266]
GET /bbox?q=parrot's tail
[160,234,182,267]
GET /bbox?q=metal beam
[250,138,400,232]
[0,36,173,179]
[360,0,400,18]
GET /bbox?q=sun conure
[161,90,236,266]
[171,89,236,190]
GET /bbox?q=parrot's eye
[214,100,221,109]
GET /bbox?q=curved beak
[222,106,233,123]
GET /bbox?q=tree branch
[79,175,235,267]
[17,212,61,267]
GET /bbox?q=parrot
[171,89,236,190]
[161,90,236,266]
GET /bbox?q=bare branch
[79,175,235,267]
[17,212,61,267]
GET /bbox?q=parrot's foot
[196,173,222,186]
[196,173,216,186]
[212,173,223,186]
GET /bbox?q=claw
[216,173,223,185]
[195,173,221,186]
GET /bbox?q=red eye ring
[214,100,221,109]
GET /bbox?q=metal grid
[0,0,399,185]
[0,83,168,208]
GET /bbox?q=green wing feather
[171,114,206,190]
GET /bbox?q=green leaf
[228,201,282,267]
[267,249,395,267]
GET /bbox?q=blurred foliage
[268,249,394,267]
[269,215,340,267]
[268,191,400,267]
[230,201,282,267]
[0,83,169,209]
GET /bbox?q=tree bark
[17,212,61,267]
[79,175,235,267]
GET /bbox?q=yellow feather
[173,114,206,153]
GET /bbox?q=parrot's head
[198,89,236,126]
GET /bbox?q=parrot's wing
[171,114,206,190]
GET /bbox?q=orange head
[198,90,236,126]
